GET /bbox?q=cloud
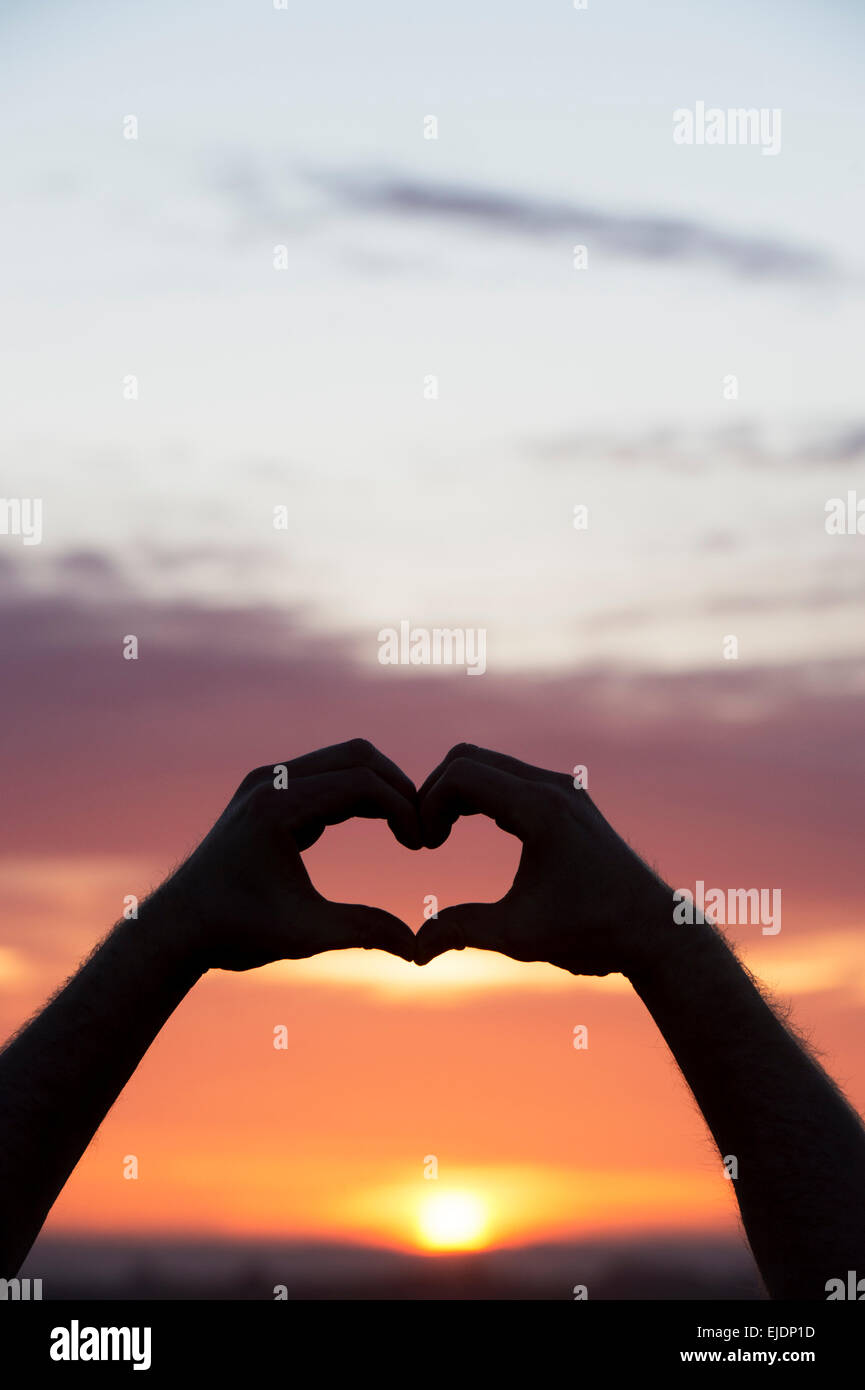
[204,160,838,281]
[0,550,864,932]
[529,420,865,471]
[579,581,865,633]
[700,586,865,617]
[304,170,837,281]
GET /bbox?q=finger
[418,743,573,802]
[291,817,325,852]
[298,767,422,849]
[245,740,419,814]
[309,900,417,963]
[413,903,506,965]
[419,757,538,848]
[290,740,419,807]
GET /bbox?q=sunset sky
[1,0,864,1267]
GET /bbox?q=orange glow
[3,844,865,1256]
[417,1191,489,1251]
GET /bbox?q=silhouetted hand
[413,744,674,976]
[152,739,421,971]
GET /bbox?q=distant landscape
[21,1235,764,1301]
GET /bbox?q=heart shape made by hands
[165,739,672,980]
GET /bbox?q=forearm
[0,900,202,1273]
[627,910,865,1299]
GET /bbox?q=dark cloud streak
[529,420,865,471]
[305,171,837,281]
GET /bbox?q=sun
[417,1190,489,1251]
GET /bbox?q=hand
[413,744,675,977]
[147,740,421,972]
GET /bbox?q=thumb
[413,902,505,965]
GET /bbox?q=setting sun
[417,1191,489,1251]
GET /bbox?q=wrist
[623,896,729,994]
[131,884,211,982]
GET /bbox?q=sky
[1,0,864,1268]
